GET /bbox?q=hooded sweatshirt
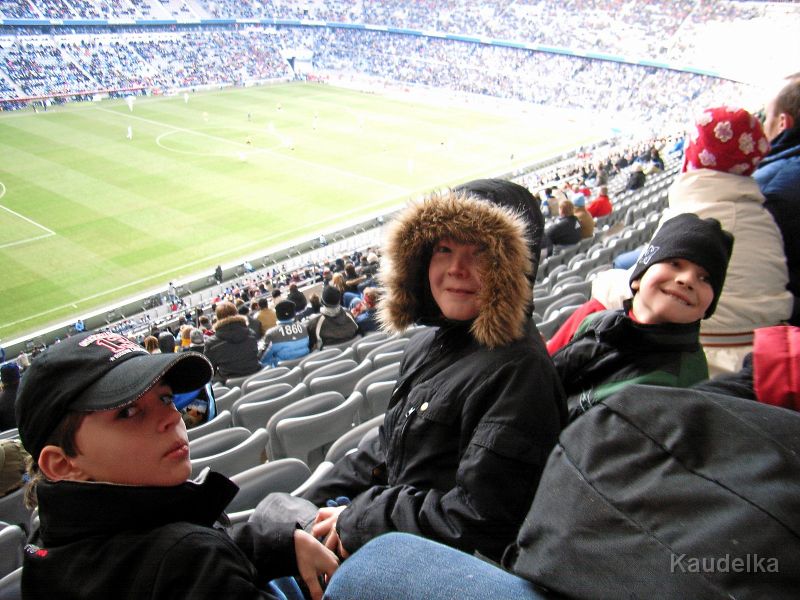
[301,180,566,561]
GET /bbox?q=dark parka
[553,308,709,422]
[754,125,800,307]
[203,315,261,379]
[23,472,298,599]
[301,181,567,562]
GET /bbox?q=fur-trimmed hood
[212,315,252,341]
[378,181,542,348]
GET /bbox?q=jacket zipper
[394,405,418,474]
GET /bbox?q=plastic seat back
[187,410,233,442]
[189,426,252,459]
[324,413,385,464]
[308,359,374,398]
[233,383,309,431]
[0,525,24,579]
[241,367,290,394]
[231,383,294,413]
[214,386,242,414]
[275,392,364,469]
[266,392,346,460]
[189,428,268,478]
[227,458,312,513]
[301,359,357,386]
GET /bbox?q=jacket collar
[760,126,800,166]
[36,471,238,546]
[590,308,701,352]
[214,315,248,331]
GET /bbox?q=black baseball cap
[16,332,213,462]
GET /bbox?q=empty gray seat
[354,334,396,362]
[362,338,409,362]
[324,413,385,464]
[233,383,309,432]
[231,383,294,414]
[542,292,588,321]
[364,381,396,418]
[189,428,268,478]
[224,373,253,389]
[214,386,242,414]
[301,359,357,387]
[351,332,392,361]
[0,490,31,535]
[308,359,374,398]
[298,348,342,374]
[550,280,592,300]
[275,392,364,469]
[0,524,24,579]
[0,566,21,600]
[226,458,312,513]
[241,367,290,394]
[353,362,401,398]
[186,410,233,442]
[244,367,303,391]
[266,392,346,460]
[372,351,404,369]
[189,427,251,460]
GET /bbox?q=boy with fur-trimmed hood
[302,179,567,562]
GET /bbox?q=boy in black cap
[552,213,734,421]
[15,332,337,599]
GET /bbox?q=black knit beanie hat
[629,213,734,319]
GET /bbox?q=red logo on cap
[79,333,146,361]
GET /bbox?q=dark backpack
[504,384,800,599]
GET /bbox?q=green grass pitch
[0,82,606,341]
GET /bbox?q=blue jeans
[323,533,549,600]
[612,246,644,270]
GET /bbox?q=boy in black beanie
[553,213,734,421]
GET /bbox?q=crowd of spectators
[277,26,752,132]
[2,22,753,132]
[1,1,797,81]
[0,29,292,100]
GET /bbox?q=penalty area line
[0,182,56,249]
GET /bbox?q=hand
[322,527,351,560]
[312,506,350,559]
[311,505,347,541]
[293,529,339,600]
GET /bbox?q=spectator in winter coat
[301,179,565,563]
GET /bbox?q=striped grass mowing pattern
[0,82,603,340]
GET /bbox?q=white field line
[0,196,397,330]
[95,106,412,193]
[0,182,56,249]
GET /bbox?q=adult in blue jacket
[754,76,800,322]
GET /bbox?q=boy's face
[429,238,483,321]
[631,258,713,325]
[68,381,191,486]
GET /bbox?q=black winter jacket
[552,309,709,421]
[303,322,564,561]
[24,472,298,599]
[203,315,261,379]
[301,182,566,562]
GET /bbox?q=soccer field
[0,82,606,341]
